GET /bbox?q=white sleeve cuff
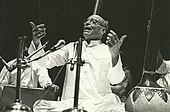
[107,55,125,85]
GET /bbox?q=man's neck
[86,39,102,47]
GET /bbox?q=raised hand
[106,30,126,50]
[106,30,127,66]
[30,22,46,46]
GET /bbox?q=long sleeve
[0,59,17,85]
[0,66,10,84]
[28,41,45,57]
[107,55,125,85]
[28,41,46,66]
[38,43,73,69]
[31,62,52,88]
[38,67,52,88]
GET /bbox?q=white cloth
[35,40,125,112]
[28,41,46,66]
[107,55,125,85]
[157,60,170,90]
[0,59,52,88]
[0,40,52,88]
[33,93,125,112]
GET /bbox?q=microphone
[27,39,66,63]
[70,42,77,71]
[1,40,66,72]
[51,39,66,51]
[44,39,66,55]
[26,41,49,60]
[70,59,75,71]
[0,56,10,71]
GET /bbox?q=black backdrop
[0,0,170,95]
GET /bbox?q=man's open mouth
[83,27,93,34]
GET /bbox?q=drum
[125,72,170,112]
[126,86,170,112]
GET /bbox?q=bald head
[87,15,108,31]
[83,14,109,40]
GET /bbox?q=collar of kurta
[84,40,102,47]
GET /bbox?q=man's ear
[101,28,106,35]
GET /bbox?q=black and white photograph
[0,0,170,112]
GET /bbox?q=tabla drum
[125,86,170,112]
[125,71,170,112]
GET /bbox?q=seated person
[0,59,52,89]
[0,24,58,96]
[33,15,126,112]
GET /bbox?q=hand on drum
[30,22,46,46]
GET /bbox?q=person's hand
[30,22,46,47]
[111,84,125,94]
[106,30,127,53]
[44,84,59,92]
[106,30,127,66]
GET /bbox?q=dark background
[0,0,170,94]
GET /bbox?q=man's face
[83,15,106,40]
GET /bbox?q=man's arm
[0,66,10,84]
[28,41,45,59]
[107,55,125,85]
[27,22,47,65]
[34,62,59,91]
[30,22,46,49]
[106,30,127,67]
[0,59,18,85]
[28,22,46,54]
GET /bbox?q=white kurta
[0,41,52,89]
[0,59,52,88]
[34,40,125,112]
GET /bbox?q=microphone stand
[25,42,64,64]
[26,41,49,60]
[3,36,32,112]
[5,41,49,73]
[63,38,87,112]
